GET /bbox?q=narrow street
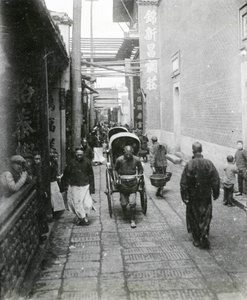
[26,161,247,300]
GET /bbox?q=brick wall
[156,0,246,148]
[0,184,39,299]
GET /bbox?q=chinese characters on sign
[144,9,158,92]
[134,77,143,130]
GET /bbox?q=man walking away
[180,142,220,249]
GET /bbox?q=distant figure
[0,155,28,198]
[223,155,238,207]
[102,140,107,155]
[153,144,168,197]
[61,147,95,226]
[149,136,159,173]
[180,142,220,249]
[50,151,65,217]
[234,141,247,196]
[149,136,167,197]
[81,138,94,162]
[115,145,143,228]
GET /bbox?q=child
[223,155,238,207]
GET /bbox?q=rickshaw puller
[115,145,143,228]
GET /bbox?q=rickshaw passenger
[115,145,143,228]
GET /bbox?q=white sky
[45,0,127,88]
[45,0,126,38]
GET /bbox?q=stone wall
[0,183,39,299]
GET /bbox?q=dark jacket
[154,144,167,168]
[149,141,160,168]
[180,154,220,202]
[61,157,95,194]
[235,149,247,171]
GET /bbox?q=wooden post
[40,49,52,216]
[89,0,95,131]
[71,0,82,149]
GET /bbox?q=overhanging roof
[82,82,98,94]
[71,37,139,62]
[113,0,134,23]
[116,36,139,60]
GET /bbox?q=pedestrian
[102,140,107,155]
[81,138,94,162]
[234,140,247,196]
[33,152,49,242]
[153,144,168,197]
[0,155,28,198]
[149,136,159,173]
[180,142,220,249]
[50,151,65,218]
[115,145,143,228]
[149,136,167,197]
[223,155,238,207]
[61,147,95,226]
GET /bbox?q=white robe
[93,147,105,164]
[50,181,65,212]
[67,184,93,219]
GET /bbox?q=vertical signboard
[138,0,160,131]
[133,76,143,130]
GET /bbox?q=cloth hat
[10,155,26,164]
[151,136,157,142]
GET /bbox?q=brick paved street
[26,161,247,300]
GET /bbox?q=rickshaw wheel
[140,188,147,215]
[106,169,113,218]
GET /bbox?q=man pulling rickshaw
[115,145,143,228]
[105,131,147,227]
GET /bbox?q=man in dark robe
[180,142,220,249]
[61,147,95,225]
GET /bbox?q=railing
[0,182,39,299]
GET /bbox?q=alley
[27,161,247,300]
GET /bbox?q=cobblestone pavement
[26,161,247,300]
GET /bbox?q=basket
[150,172,172,187]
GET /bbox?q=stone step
[166,154,182,165]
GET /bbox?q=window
[171,51,180,78]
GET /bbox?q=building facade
[136,0,247,175]
[0,0,70,297]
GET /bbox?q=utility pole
[71,0,82,149]
[86,0,98,131]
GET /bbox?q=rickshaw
[107,126,128,142]
[105,132,147,218]
[106,126,129,160]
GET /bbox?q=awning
[82,82,99,94]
